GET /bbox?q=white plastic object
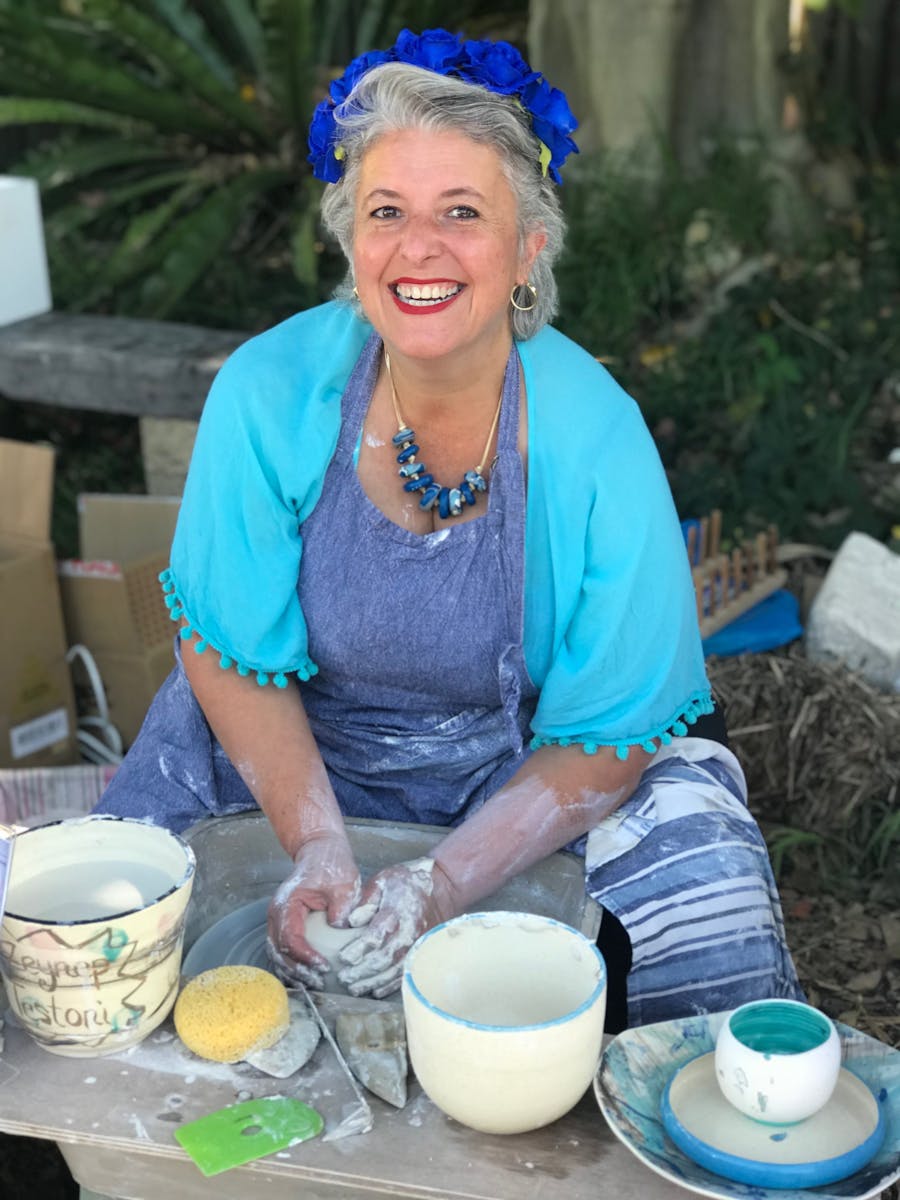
[0,176,52,326]
[715,998,842,1124]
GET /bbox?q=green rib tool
[174,1097,324,1176]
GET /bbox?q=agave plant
[0,0,526,329]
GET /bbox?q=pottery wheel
[182,897,274,977]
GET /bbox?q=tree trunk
[528,0,791,174]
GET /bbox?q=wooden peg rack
[685,511,787,639]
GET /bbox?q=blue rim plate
[661,1054,885,1189]
[595,1012,900,1200]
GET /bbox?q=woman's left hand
[336,858,456,998]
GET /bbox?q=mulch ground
[707,644,899,1058]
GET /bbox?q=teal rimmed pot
[715,998,842,1124]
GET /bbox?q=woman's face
[352,127,546,369]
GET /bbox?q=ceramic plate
[661,1054,885,1189]
[182,896,271,976]
[595,1013,900,1200]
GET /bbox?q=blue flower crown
[308,27,578,186]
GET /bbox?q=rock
[879,913,900,959]
[140,416,198,496]
[846,968,882,993]
[805,532,900,692]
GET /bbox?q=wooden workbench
[0,1010,687,1200]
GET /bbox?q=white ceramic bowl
[715,999,842,1124]
[0,815,195,1057]
[402,911,606,1135]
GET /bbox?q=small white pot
[402,911,606,1135]
[715,999,842,1124]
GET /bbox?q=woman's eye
[448,205,478,220]
[371,205,400,219]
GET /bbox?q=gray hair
[319,61,566,340]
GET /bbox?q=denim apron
[96,336,536,830]
[295,335,537,825]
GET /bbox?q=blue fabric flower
[307,100,342,183]
[522,77,578,136]
[393,27,463,72]
[522,78,580,181]
[329,49,393,103]
[306,26,579,185]
[459,39,540,94]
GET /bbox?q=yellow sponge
[174,965,290,1063]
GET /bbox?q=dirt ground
[782,885,900,1052]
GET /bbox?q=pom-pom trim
[158,567,317,686]
[529,690,715,760]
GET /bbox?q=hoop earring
[510,282,537,312]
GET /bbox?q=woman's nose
[399,216,443,263]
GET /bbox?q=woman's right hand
[266,831,362,988]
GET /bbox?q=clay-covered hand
[266,831,362,989]
[336,858,454,999]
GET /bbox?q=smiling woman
[349,127,544,382]
[95,28,803,1033]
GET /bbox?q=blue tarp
[702,589,803,657]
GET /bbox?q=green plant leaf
[0,96,153,133]
[289,178,321,287]
[866,808,900,869]
[78,0,271,142]
[259,0,314,131]
[314,0,354,66]
[74,179,205,310]
[14,137,174,190]
[217,0,268,82]
[0,8,233,138]
[47,168,200,238]
[766,826,826,879]
[114,184,201,277]
[353,0,394,58]
[149,0,237,90]
[136,168,289,318]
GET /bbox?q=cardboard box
[0,439,78,767]
[58,494,180,748]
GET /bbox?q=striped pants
[584,738,804,1027]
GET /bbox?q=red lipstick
[389,279,464,315]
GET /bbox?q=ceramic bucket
[0,815,195,1057]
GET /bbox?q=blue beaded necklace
[385,351,503,520]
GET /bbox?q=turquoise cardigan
[164,302,712,759]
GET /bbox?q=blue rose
[459,39,540,95]
[522,77,578,136]
[393,27,462,73]
[307,101,342,183]
[329,49,393,104]
[519,77,579,180]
